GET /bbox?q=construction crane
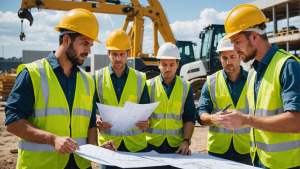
[18,0,197,78]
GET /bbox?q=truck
[180,24,253,100]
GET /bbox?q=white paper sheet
[110,101,160,133]
[96,103,122,126]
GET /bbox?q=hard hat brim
[106,46,130,50]
[216,47,234,54]
[223,18,269,41]
[54,26,102,44]
[156,56,181,60]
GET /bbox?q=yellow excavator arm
[18,0,176,58]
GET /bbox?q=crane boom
[18,0,176,58]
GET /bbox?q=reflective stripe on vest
[19,137,87,152]
[250,140,300,153]
[145,128,183,135]
[209,126,250,134]
[99,128,144,137]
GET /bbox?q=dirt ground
[0,107,208,169]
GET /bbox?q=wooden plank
[0,83,14,88]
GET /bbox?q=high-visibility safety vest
[16,59,94,169]
[207,70,250,154]
[96,66,147,152]
[247,49,300,169]
[145,76,189,147]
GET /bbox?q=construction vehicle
[180,24,253,100]
[18,0,197,79]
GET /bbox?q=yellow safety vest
[247,49,300,168]
[16,59,94,169]
[207,70,250,154]
[145,76,189,147]
[96,66,147,152]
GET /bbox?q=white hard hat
[216,37,234,54]
[156,42,181,60]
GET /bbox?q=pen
[221,104,232,112]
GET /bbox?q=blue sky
[0,0,299,59]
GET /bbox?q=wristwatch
[183,138,191,145]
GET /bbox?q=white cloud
[0,10,115,58]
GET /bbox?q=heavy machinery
[180,24,253,100]
[18,0,197,78]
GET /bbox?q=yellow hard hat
[54,8,101,43]
[223,4,269,40]
[106,29,131,50]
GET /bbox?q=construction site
[0,0,299,168]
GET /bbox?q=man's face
[108,50,129,70]
[158,59,179,80]
[65,35,93,66]
[230,33,257,63]
[220,50,240,73]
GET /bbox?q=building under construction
[250,0,300,57]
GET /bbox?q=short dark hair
[239,23,268,41]
[59,29,82,45]
[157,59,179,63]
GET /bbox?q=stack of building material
[276,26,299,37]
[0,75,16,100]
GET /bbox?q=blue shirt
[5,52,97,129]
[91,63,150,104]
[197,66,248,125]
[158,74,196,124]
[252,44,300,112]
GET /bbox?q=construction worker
[218,4,300,169]
[197,37,251,165]
[5,8,116,169]
[93,29,150,169]
[146,42,196,156]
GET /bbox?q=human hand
[135,118,151,131]
[101,140,118,152]
[96,116,112,131]
[217,109,247,130]
[175,141,191,155]
[53,136,80,154]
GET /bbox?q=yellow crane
[18,0,197,79]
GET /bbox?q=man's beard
[239,41,257,63]
[65,43,88,66]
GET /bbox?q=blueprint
[75,144,258,169]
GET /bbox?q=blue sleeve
[89,83,97,128]
[139,82,150,104]
[5,69,35,125]
[280,57,300,112]
[182,84,196,124]
[196,81,213,125]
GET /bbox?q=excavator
[180,24,253,100]
[17,0,197,79]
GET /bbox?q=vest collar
[159,73,176,86]
[108,63,129,76]
[252,43,279,71]
[46,51,79,72]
